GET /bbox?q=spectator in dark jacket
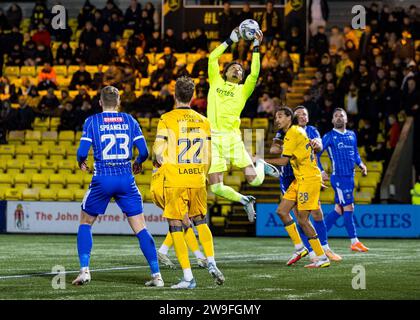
[218,1,236,41]
[131,46,149,78]
[191,50,208,78]
[56,42,73,66]
[79,21,97,48]
[70,63,92,89]
[124,0,142,29]
[150,59,172,91]
[6,3,22,29]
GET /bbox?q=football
[239,19,260,41]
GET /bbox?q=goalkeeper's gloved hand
[229,27,240,43]
[253,30,263,47]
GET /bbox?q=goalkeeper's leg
[209,172,256,222]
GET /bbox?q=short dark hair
[277,106,299,125]
[175,76,195,104]
[100,86,120,107]
[333,107,346,115]
[223,61,244,81]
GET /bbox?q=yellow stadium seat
[219,53,232,64]
[74,189,86,201]
[41,159,58,175]
[20,66,36,77]
[7,159,23,172]
[319,188,335,204]
[0,173,14,188]
[32,173,49,189]
[14,173,32,189]
[67,65,79,76]
[187,53,200,64]
[40,189,57,201]
[50,117,61,130]
[367,161,383,173]
[75,131,83,141]
[150,118,160,129]
[355,191,372,204]
[57,76,71,88]
[240,118,252,129]
[5,188,22,200]
[49,145,66,160]
[24,159,41,174]
[25,130,41,145]
[22,188,40,201]
[252,118,269,130]
[0,145,15,157]
[66,145,78,158]
[67,174,84,189]
[140,78,150,88]
[41,131,58,146]
[231,170,246,183]
[58,130,75,144]
[211,216,225,227]
[58,159,75,174]
[123,29,134,39]
[135,174,150,185]
[359,177,377,188]
[32,145,49,160]
[4,66,20,77]
[86,65,98,75]
[49,174,66,189]
[34,118,50,131]
[8,131,25,145]
[137,118,150,131]
[57,189,74,201]
[207,191,216,204]
[15,145,32,157]
[54,65,67,77]
[0,160,6,172]
[0,188,5,200]
[225,175,241,191]
[142,161,154,171]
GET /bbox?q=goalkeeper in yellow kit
[207,27,279,222]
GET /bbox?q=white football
[239,19,260,41]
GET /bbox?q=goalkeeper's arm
[208,28,240,84]
[243,30,262,98]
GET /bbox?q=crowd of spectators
[0,1,419,174]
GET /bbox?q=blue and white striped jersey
[275,125,321,178]
[319,128,362,176]
[80,111,144,176]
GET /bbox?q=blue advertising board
[256,204,420,238]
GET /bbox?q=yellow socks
[162,232,173,247]
[309,237,325,257]
[171,231,191,270]
[196,223,215,259]
[184,227,200,253]
[284,221,303,248]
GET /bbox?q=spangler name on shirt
[100,124,129,131]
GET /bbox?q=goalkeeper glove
[226,28,240,45]
[253,30,263,47]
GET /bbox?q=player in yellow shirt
[150,166,208,270]
[152,76,225,288]
[266,107,330,268]
[207,28,279,222]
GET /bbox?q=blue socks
[136,229,160,275]
[343,211,357,239]
[298,219,328,253]
[77,224,92,268]
[297,225,311,252]
[325,210,341,231]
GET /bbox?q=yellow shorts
[208,134,253,174]
[150,167,165,209]
[163,187,207,220]
[283,178,321,211]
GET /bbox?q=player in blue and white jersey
[72,86,163,286]
[318,108,369,252]
[270,106,342,263]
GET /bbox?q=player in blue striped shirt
[72,86,163,286]
[270,106,342,264]
[318,108,369,252]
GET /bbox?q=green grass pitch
[0,234,419,300]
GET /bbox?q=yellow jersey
[153,107,211,188]
[282,125,321,181]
